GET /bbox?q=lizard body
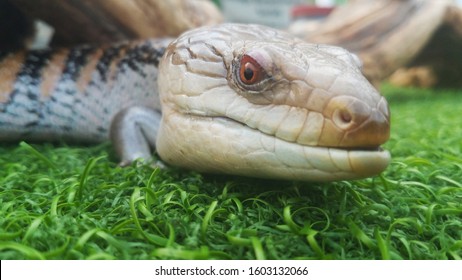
[0,24,390,181]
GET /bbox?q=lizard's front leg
[110,106,161,166]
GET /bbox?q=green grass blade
[19,141,58,169]
[251,237,266,260]
[201,200,218,237]
[0,242,45,260]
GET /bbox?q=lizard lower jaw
[157,113,390,182]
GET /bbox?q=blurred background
[217,0,346,28]
[1,0,461,88]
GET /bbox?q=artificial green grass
[0,85,461,260]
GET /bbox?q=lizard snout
[323,95,390,148]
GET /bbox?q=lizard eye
[239,55,267,85]
[233,51,272,93]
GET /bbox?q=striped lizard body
[0,39,170,143]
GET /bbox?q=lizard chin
[156,112,390,182]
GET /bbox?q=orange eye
[239,55,265,85]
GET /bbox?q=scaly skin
[0,39,169,142]
[0,24,390,181]
[156,24,390,181]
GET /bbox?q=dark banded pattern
[0,38,171,142]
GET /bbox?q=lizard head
[157,24,390,181]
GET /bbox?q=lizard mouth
[156,103,390,181]
[215,115,386,152]
[208,115,391,181]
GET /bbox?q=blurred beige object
[9,0,223,46]
[293,0,462,87]
[388,67,437,88]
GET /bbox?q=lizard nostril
[333,108,353,129]
[340,109,352,123]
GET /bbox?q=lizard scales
[0,39,169,142]
[0,24,390,181]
